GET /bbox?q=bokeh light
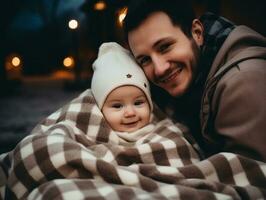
[63,56,75,68]
[94,1,106,11]
[118,7,127,26]
[11,56,21,67]
[68,19,78,29]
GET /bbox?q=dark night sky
[1,0,265,75]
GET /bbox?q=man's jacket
[201,25,266,161]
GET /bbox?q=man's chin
[165,87,188,98]
[165,80,194,97]
[170,91,185,98]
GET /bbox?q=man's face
[102,86,150,133]
[128,12,203,97]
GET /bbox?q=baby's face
[102,85,150,132]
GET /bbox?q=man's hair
[123,0,195,42]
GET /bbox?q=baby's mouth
[123,121,139,126]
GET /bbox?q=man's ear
[191,19,204,46]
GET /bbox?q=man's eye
[112,104,122,109]
[159,43,170,52]
[139,57,151,67]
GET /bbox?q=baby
[91,42,154,142]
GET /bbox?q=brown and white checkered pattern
[0,89,265,200]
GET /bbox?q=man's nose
[152,55,170,77]
[124,105,136,117]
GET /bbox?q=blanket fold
[0,89,265,200]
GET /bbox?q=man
[123,0,266,161]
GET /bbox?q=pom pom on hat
[91,42,153,110]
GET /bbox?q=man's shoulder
[202,35,266,120]
[229,25,265,40]
[218,25,266,61]
[205,49,266,101]
[206,26,265,81]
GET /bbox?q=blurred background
[0,0,265,153]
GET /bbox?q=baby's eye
[112,103,123,109]
[134,100,145,106]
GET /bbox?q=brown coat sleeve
[211,58,266,161]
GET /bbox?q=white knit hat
[91,42,153,111]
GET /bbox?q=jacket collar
[194,12,235,86]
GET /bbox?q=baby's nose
[124,105,136,117]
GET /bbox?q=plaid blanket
[0,89,265,200]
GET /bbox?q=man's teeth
[160,68,182,83]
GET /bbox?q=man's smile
[158,66,183,84]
